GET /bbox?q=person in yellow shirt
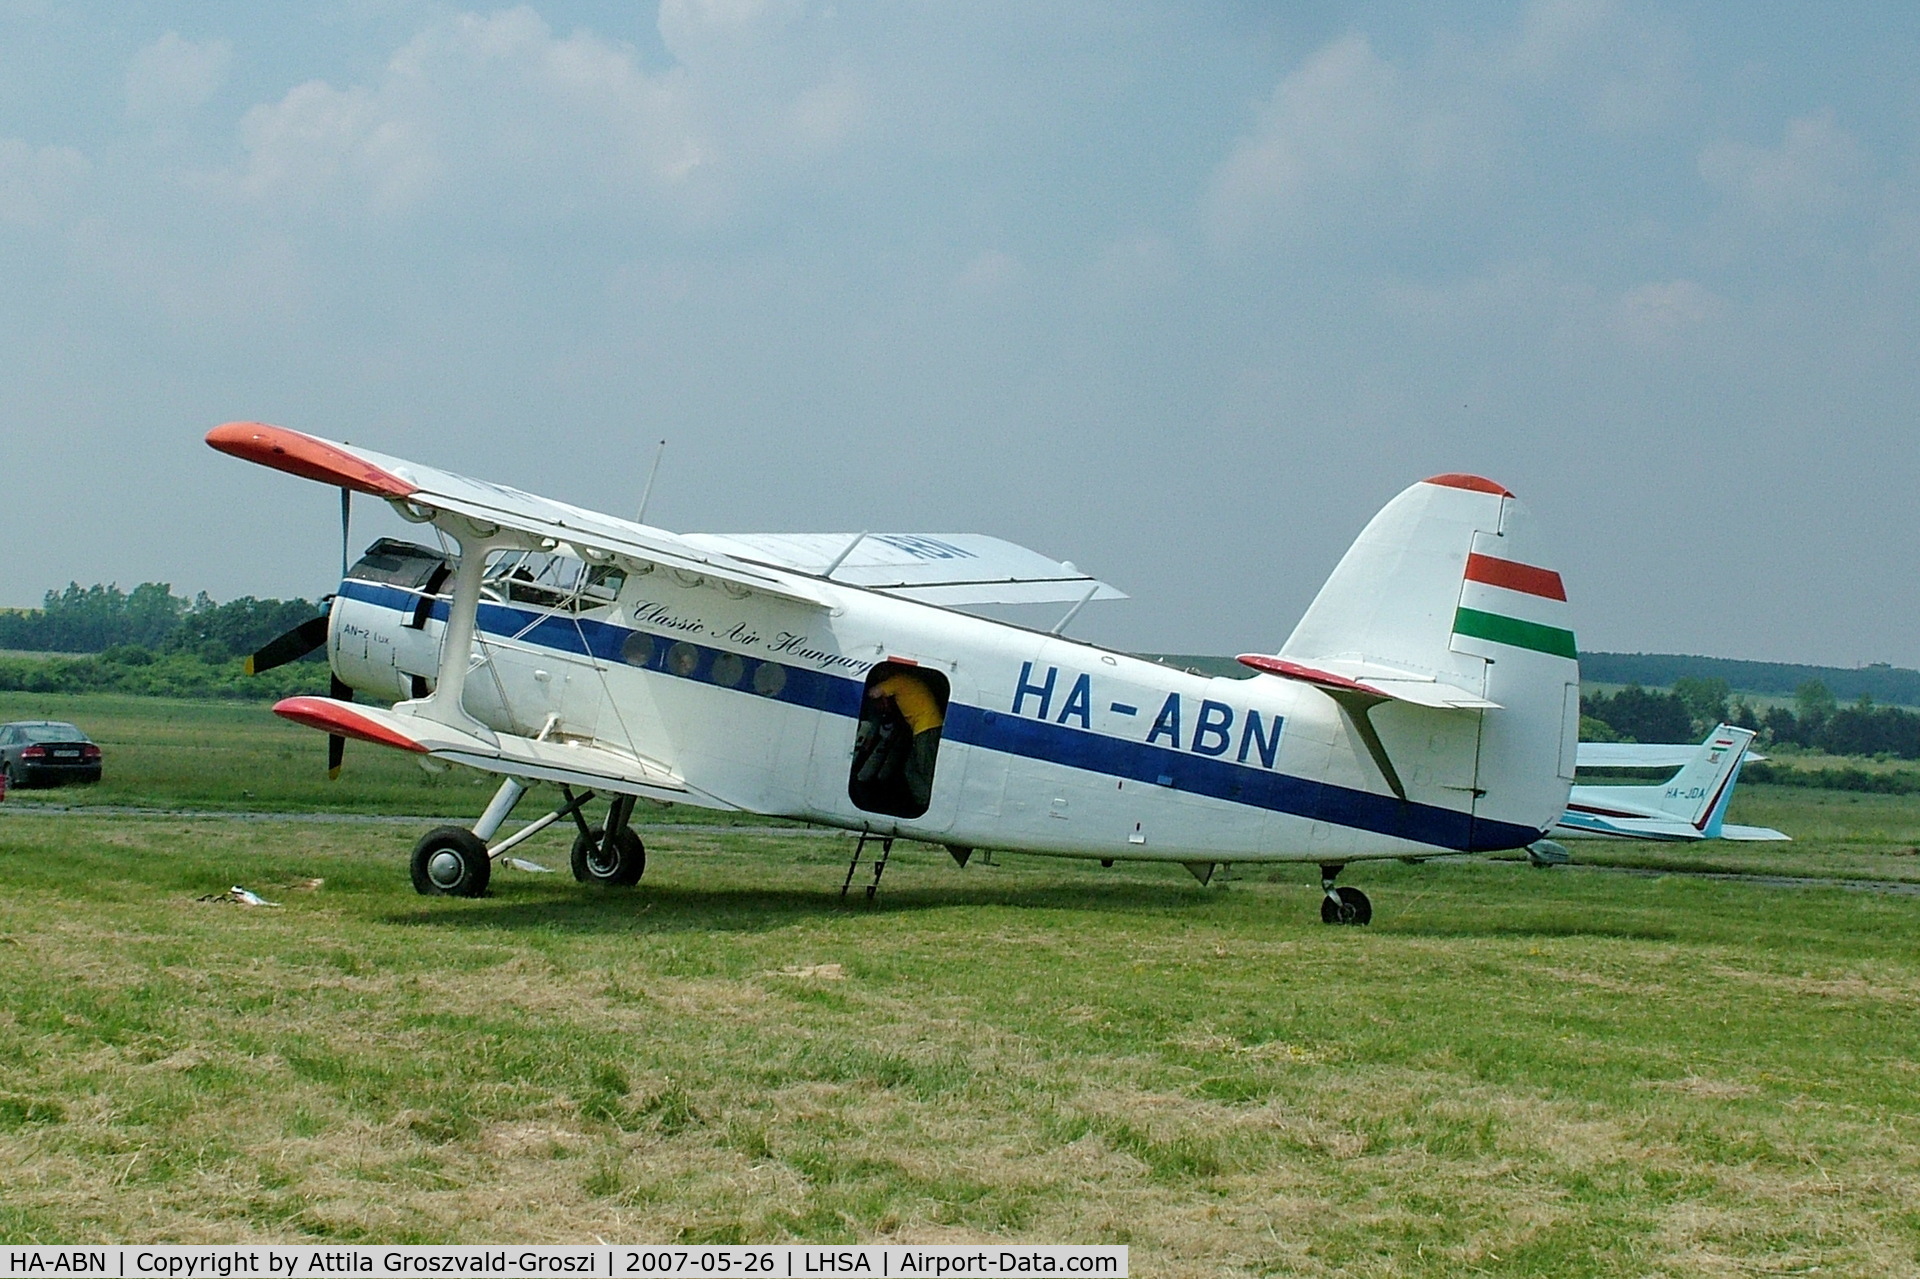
[865,667,945,813]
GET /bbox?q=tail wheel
[1320,885,1372,926]
[411,826,492,897]
[572,826,646,887]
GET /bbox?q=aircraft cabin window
[482,551,626,613]
[849,663,950,820]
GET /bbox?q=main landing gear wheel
[572,826,646,887]
[411,826,492,897]
[1321,885,1372,926]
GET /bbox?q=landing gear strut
[409,780,646,895]
[1319,863,1371,926]
[571,793,647,887]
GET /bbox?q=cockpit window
[347,539,451,590]
[483,551,627,613]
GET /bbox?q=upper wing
[208,422,832,608]
[680,532,1127,606]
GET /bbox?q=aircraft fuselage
[329,559,1544,866]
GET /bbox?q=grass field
[0,691,492,815]
[1,695,1918,1272]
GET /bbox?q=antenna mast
[635,439,667,524]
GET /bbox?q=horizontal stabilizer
[272,696,713,805]
[1235,655,1500,710]
[1720,823,1792,842]
[681,532,1126,606]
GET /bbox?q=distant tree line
[0,582,321,663]
[0,649,327,700]
[1584,675,1920,761]
[1581,678,1730,744]
[1581,651,1920,708]
[0,582,327,701]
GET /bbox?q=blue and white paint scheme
[208,423,1582,922]
[1557,725,1788,842]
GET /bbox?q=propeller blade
[328,674,353,780]
[340,487,352,580]
[246,614,330,675]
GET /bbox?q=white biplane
[210,422,1582,924]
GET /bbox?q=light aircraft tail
[1271,474,1579,849]
[1582,723,1766,837]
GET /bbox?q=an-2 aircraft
[209,421,1582,924]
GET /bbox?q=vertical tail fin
[1275,474,1578,849]
[1627,724,1758,833]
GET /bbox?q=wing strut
[1320,688,1408,802]
[399,518,503,742]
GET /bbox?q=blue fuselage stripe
[342,580,1540,852]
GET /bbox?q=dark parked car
[0,721,103,788]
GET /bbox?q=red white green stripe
[1452,552,1576,660]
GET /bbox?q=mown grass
[0,691,482,814]
[1,805,1918,1273]
[0,692,809,828]
[2,691,1919,1270]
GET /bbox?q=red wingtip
[273,696,429,753]
[1422,473,1513,497]
[207,421,418,500]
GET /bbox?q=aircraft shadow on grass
[382,876,1228,936]
[382,857,1681,943]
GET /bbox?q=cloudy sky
[2,1,1916,666]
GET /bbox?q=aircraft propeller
[244,483,355,778]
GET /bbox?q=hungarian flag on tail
[1451,534,1576,661]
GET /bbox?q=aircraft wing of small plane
[1555,723,1789,842]
[207,423,835,609]
[1577,741,1768,768]
[274,695,715,805]
[679,532,1126,606]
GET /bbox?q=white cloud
[1613,278,1724,345]
[1700,109,1866,221]
[1506,0,1615,77]
[954,248,1023,297]
[1504,0,1688,133]
[1205,2,1693,254]
[1377,263,1725,353]
[1378,259,1594,329]
[224,4,860,225]
[0,136,89,225]
[126,32,232,118]
[657,0,807,69]
[65,217,311,332]
[1086,233,1180,298]
[1205,34,1471,248]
